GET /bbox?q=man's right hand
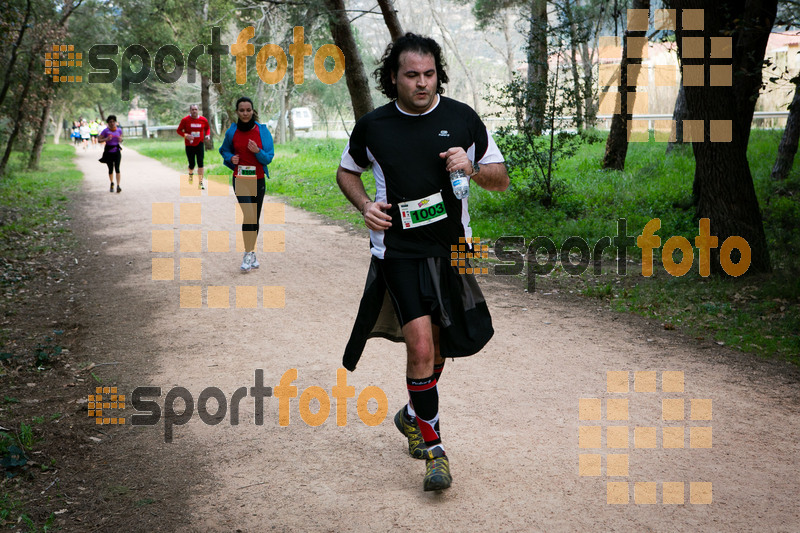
[231,155,240,165]
[363,201,392,231]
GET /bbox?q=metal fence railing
[74,111,787,141]
[314,111,789,136]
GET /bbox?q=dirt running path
[70,145,800,532]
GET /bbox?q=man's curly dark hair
[374,33,449,99]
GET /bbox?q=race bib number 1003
[399,192,447,229]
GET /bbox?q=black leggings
[185,144,205,169]
[105,151,121,174]
[234,176,265,251]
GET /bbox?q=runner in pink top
[98,115,124,193]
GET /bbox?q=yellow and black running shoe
[423,447,451,492]
[394,407,429,460]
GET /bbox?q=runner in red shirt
[176,104,211,189]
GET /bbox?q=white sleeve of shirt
[468,127,504,165]
[340,140,371,173]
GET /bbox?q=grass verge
[0,143,82,530]
[0,145,82,258]
[127,133,799,363]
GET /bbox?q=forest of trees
[0,0,796,277]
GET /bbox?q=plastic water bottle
[450,170,469,199]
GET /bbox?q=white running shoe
[249,252,259,269]
[240,252,252,273]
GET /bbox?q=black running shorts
[380,258,441,327]
[185,144,205,169]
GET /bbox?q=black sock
[407,375,441,447]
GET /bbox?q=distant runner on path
[177,104,211,190]
[98,115,124,193]
[89,119,100,147]
[335,33,509,492]
[219,96,275,273]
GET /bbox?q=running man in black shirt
[336,33,509,492]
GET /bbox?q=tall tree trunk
[285,90,295,142]
[770,77,800,181]
[201,72,212,137]
[324,0,374,121]
[580,40,595,128]
[482,12,515,84]
[603,0,649,170]
[215,82,234,131]
[670,0,775,274]
[502,13,515,84]
[0,0,32,110]
[98,103,105,121]
[0,54,36,178]
[564,0,583,131]
[53,106,65,145]
[377,0,403,42]
[429,0,480,113]
[666,82,686,154]
[580,0,607,129]
[526,0,548,135]
[278,77,287,144]
[29,97,53,169]
[666,17,685,155]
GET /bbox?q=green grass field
[125,132,799,363]
[0,144,83,258]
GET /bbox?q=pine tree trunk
[666,82,686,154]
[53,106,65,145]
[569,44,583,132]
[602,0,649,170]
[429,2,480,113]
[526,0,548,135]
[325,0,374,121]
[377,0,403,42]
[278,78,287,144]
[0,0,32,110]
[502,14,515,84]
[0,54,36,178]
[770,78,800,181]
[671,0,776,274]
[564,0,583,131]
[201,73,212,136]
[580,40,596,128]
[29,98,52,169]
